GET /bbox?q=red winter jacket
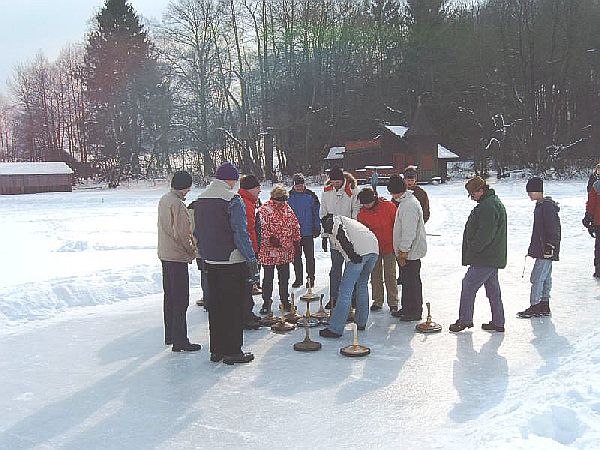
[258,199,301,266]
[357,198,397,254]
[587,188,600,226]
[239,188,259,252]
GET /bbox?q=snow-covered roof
[384,125,409,138]
[0,162,73,175]
[325,146,345,160]
[438,144,459,159]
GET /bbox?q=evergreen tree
[83,0,166,178]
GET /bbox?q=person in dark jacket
[193,162,256,365]
[404,166,430,223]
[288,173,321,288]
[518,177,561,318]
[587,163,600,193]
[450,176,507,333]
[583,179,600,278]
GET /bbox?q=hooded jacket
[257,199,301,266]
[320,172,361,219]
[288,187,321,237]
[326,215,379,262]
[462,188,507,268]
[157,190,197,263]
[587,187,600,226]
[528,197,561,260]
[392,191,427,260]
[193,179,256,264]
[357,198,397,254]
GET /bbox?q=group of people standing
[157,160,599,363]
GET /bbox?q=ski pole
[521,255,527,278]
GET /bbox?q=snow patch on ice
[524,405,585,444]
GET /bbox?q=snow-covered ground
[0,178,599,449]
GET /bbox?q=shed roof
[438,144,459,159]
[325,146,345,160]
[0,162,73,175]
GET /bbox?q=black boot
[222,352,255,365]
[449,321,473,332]
[539,301,551,317]
[260,300,272,315]
[481,322,505,332]
[325,298,336,310]
[291,279,302,288]
[172,342,202,352]
[517,304,542,319]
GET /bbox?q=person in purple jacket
[288,173,321,288]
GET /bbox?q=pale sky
[0,0,168,96]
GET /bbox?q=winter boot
[280,299,291,312]
[539,301,551,317]
[291,279,303,288]
[391,308,405,318]
[517,303,542,319]
[260,300,272,315]
[325,298,336,310]
[449,321,473,332]
[222,352,255,365]
[370,304,382,311]
[481,322,505,332]
[172,342,202,352]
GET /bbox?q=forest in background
[0,0,598,183]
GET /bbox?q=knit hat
[215,162,240,181]
[404,167,418,179]
[387,174,406,194]
[358,188,376,205]
[465,176,486,195]
[171,171,193,190]
[240,174,260,190]
[270,184,289,201]
[293,173,305,185]
[328,167,344,181]
[526,176,544,193]
[594,180,600,194]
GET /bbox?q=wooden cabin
[328,104,459,183]
[0,162,73,195]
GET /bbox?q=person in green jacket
[450,176,507,333]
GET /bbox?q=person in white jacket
[389,175,427,321]
[320,167,361,308]
[319,214,379,337]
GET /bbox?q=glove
[246,260,260,284]
[583,212,593,229]
[396,251,409,267]
[269,236,281,248]
[312,228,321,239]
[542,243,555,259]
[590,226,597,238]
[322,237,328,252]
[349,254,362,264]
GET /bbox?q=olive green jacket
[462,188,507,268]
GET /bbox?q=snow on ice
[0,178,598,449]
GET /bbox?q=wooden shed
[0,162,73,195]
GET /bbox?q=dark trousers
[262,264,290,305]
[595,232,600,273]
[243,282,255,322]
[400,259,423,317]
[161,260,190,345]
[293,236,316,283]
[206,263,245,356]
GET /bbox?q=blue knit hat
[215,162,240,181]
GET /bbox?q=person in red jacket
[239,174,262,328]
[583,180,600,278]
[357,188,399,313]
[257,184,301,313]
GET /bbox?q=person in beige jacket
[157,171,201,352]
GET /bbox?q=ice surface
[0,178,599,449]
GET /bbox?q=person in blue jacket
[288,173,321,288]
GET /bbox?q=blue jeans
[529,258,552,305]
[328,253,378,334]
[329,248,345,301]
[458,266,505,327]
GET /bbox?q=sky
[0,0,168,96]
